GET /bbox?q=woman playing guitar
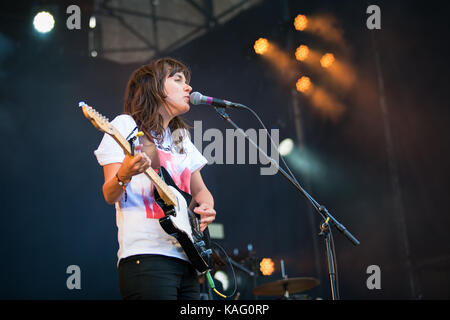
[94,57,216,300]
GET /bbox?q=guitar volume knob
[195,241,205,248]
[201,249,212,257]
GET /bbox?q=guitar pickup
[165,207,176,217]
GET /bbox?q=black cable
[208,241,238,299]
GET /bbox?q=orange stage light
[259,258,275,276]
[254,38,269,55]
[320,53,335,68]
[296,76,312,93]
[294,14,308,31]
[295,45,309,61]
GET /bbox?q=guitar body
[154,166,212,274]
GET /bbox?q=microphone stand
[227,257,255,277]
[213,106,360,300]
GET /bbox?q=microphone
[189,92,245,109]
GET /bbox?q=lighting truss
[90,0,261,63]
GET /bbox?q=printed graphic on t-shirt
[141,148,192,219]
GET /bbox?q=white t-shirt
[94,114,208,265]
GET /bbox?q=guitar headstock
[79,101,113,134]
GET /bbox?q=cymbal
[252,277,319,296]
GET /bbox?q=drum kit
[252,277,320,299]
[251,258,320,299]
[215,246,320,300]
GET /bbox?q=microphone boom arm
[212,106,360,300]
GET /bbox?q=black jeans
[118,254,200,300]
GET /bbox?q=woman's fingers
[130,152,152,174]
[134,144,143,152]
[194,206,216,229]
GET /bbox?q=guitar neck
[80,103,178,207]
[110,126,178,207]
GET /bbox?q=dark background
[0,0,449,300]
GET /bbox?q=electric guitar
[80,102,213,273]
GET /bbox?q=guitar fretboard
[109,125,178,207]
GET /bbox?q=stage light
[320,53,335,68]
[214,270,229,290]
[296,76,312,93]
[294,14,308,31]
[284,147,324,180]
[295,45,309,61]
[33,11,55,33]
[279,138,294,156]
[89,16,96,29]
[260,258,275,276]
[90,50,98,57]
[254,38,269,55]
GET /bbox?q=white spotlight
[279,138,294,156]
[33,11,55,34]
[214,271,229,291]
[89,16,96,29]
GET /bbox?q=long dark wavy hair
[123,57,191,150]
